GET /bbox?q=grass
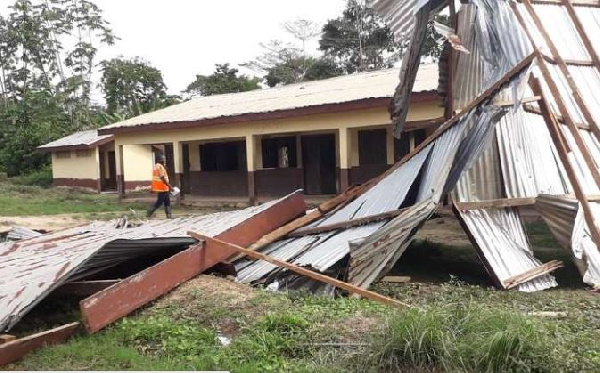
[0,182,146,216]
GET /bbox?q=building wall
[113,102,443,197]
[114,103,441,149]
[122,144,154,188]
[51,148,100,190]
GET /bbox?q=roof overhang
[99,91,440,136]
[37,136,114,153]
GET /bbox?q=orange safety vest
[151,163,170,192]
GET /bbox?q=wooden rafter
[530,77,600,251]
[512,2,600,191]
[191,233,413,309]
[520,0,600,143]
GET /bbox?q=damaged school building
[3,0,600,365]
[38,66,443,201]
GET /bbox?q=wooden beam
[521,0,600,143]
[530,77,600,250]
[0,323,79,366]
[503,260,563,290]
[561,0,600,70]
[493,96,540,107]
[520,0,600,7]
[230,52,536,262]
[288,209,408,238]
[542,54,595,67]
[523,104,590,130]
[190,233,413,310]
[404,117,446,131]
[455,197,537,211]
[80,191,307,333]
[512,3,600,190]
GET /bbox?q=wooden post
[530,77,600,250]
[245,135,257,205]
[190,232,412,309]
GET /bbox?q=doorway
[301,134,337,195]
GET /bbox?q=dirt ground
[0,214,88,232]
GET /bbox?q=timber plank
[190,233,412,310]
[0,323,79,366]
[80,192,307,333]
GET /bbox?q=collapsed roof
[232,0,600,292]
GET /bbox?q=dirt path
[0,214,90,232]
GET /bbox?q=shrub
[11,167,53,187]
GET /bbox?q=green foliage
[361,305,557,373]
[319,0,400,73]
[100,57,177,117]
[185,63,260,97]
[11,167,53,187]
[0,0,115,175]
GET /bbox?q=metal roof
[99,66,439,132]
[38,130,113,151]
[0,196,284,331]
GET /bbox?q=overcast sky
[1,0,348,101]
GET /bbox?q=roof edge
[37,136,114,153]
[99,92,439,136]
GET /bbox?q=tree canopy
[100,57,177,117]
[184,64,260,97]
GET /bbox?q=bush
[11,167,53,187]
[361,304,551,373]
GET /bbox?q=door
[106,151,117,190]
[301,134,337,195]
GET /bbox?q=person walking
[146,153,173,218]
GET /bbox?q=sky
[0,0,348,101]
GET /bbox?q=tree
[245,19,341,88]
[319,0,400,73]
[422,15,450,59]
[184,64,260,97]
[100,57,175,117]
[0,0,115,176]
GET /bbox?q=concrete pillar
[386,126,395,165]
[339,128,350,192]
[115,144,125,199]
[94,148,102,193]
[246,135,257,205]
[173,141,184,200]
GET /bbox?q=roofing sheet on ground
[0,196,285,331]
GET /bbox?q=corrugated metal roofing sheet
[38,130,113,150]
[100,66,439,131]
[536,195,600,288]
[0,196,285,331]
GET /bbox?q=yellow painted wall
[51,149,99,179]
[122,144,153,181]
[115,103,441,148]
[114,102,443,174]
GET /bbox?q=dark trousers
[147,191,171,217]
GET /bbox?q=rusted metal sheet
[79,191,306,333]
[0,322,79,366]
[0,192,303,332]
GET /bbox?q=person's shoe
[165,206,172,219]
[146,208,155,218]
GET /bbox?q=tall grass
[361,304,549,373]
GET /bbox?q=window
[262,137,297,169]
[358,129,387,165]
[56,151,71,159]
[394,129,428,161]
[200,141,246,171]
[75,149,92,158]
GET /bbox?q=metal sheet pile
[0,197,285,331]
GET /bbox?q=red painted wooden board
[80,192,306,333]
[0,322,79,366]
